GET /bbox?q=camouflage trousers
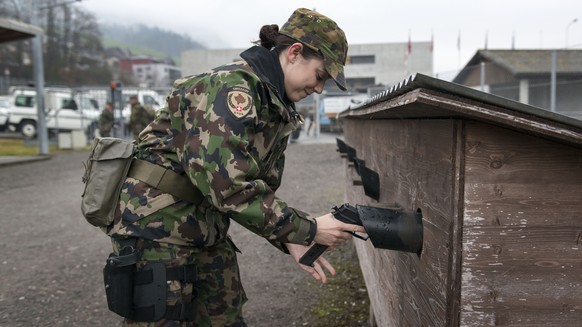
[115,237,248,327]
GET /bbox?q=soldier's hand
[313,213,366,246]
[286,243,336,284]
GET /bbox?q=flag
[457,30,461,51]
[407,31,412,55]
[404,30,411,76]
[430,30,434,53]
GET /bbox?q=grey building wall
[345,42,433,88]
[181,48,245,76]
[181,42,434,90]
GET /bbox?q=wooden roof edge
[339,73,582,146]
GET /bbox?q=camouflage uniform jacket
[98,109,114,137]
[109,46,317,251]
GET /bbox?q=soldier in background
[98,101,114,137]
[128,95,153,140]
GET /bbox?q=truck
[6,87,100,138]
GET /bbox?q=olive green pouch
[81,137,136,227]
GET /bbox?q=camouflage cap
[280,8,348,91]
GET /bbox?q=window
[143,95,159,106]
[61,98,78,110]
[348,55,375,64]
[14,95,34,108]
[347,78,375,90]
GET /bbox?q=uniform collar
[240,46,293,109]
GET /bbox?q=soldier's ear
[287,43,304,64]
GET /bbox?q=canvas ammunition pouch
[103,237,198,321]
[81,137,205,228]
[81,137,136,227]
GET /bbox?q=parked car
[7,87,99,138]
[0,96,10,132]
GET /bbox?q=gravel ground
[0,138,368,326]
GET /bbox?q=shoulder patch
[226,86,253,119]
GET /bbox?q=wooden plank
[355,222,449,327]
[354,240,402,327]
[461,226,582,326]
[447,119,466,327]
[464,122,582,228]
[342,88,582,148]
[344,119,455,281]
[465,183,582,227]
[415,89,582,148]
[464,122,582,185]
[462,121,582,326]
[344,118,459,326]
[395,248,448,327]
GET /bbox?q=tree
[0,0,112,89]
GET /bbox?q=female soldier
[107,8,364,326]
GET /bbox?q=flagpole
[408,30,412,76]
[405,29,411,77]
[457,29,461,69]
[431,30,434,75]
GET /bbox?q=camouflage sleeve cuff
[267,213,316,253]
[288,217,316,245]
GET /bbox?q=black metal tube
[356,205,423,254]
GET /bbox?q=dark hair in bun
[255,24,321,60]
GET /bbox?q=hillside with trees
[100,24,205,64]
[0,0,204,89]
[0,0,110,87]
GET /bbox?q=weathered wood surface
[461,121,582,326]
[344,118,461,327]
[344,116,582,327]
[340,80,582,326]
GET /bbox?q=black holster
[103,239,140,318]
[102,238,198,322]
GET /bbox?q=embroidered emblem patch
[226,87,253,119]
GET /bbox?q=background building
[181,41,433,94]
[453,49,582,120]
[117,56,182,88]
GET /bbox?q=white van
[7,87,99,138]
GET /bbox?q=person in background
[128,95,151,140]
[98,101,114,137]
[306,111,316,136]
[106,8,362,326]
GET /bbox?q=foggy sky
[78,0,582,76]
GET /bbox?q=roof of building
[453,49,582,83]
[0,17,42,43]
[340,73,582,148]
